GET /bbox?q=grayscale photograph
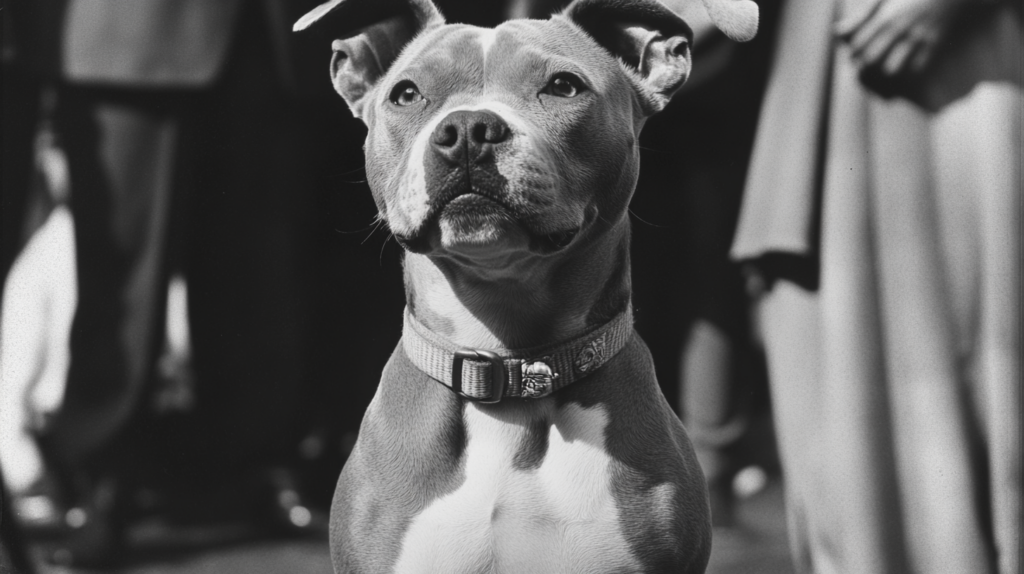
[1,0,1020,572]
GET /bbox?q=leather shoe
[45,475,125,569]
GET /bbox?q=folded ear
[294,0,444,118]
[562,0,695,114]
[562,0,758,114]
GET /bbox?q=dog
[294,0,757,571]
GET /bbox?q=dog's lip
[393,192,512,253]
[435,188,512,213]
[394,193,589,255]
[438,194,583,254]
[426,189,518,234]
[442,191,505,209]
[532,204,596,254]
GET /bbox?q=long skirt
[751,7,1021,574]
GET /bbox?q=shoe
[10,472,68,538]
[260,467,327,536]
[44,475,125,569]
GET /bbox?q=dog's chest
[392,400,641,574]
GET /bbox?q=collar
[402,306,634,403]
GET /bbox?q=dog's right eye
[389,81,424,106]
[541,73,585,98]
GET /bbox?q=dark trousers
[1,62,41,289]
[43,9,362,484]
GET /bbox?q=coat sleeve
[730,0,836,262]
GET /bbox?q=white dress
[732,2,1022,572]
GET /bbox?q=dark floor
[707,477,793,574]
[28,525,333,574]
[31,542,332,574]
[20,475,791,574]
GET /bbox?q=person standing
[6,0,375,565]
[732,0,1021,572]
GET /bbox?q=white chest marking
[392,401,640,574]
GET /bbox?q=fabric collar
[401,307,634,403]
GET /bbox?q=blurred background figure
[1,0,396,567]
[0,124,77,526]
[2,5,67,572]
[732,0,1021,572]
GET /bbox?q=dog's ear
[561,0,757,114]
[294,0,444,118]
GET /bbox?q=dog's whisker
[360,218,388,244]
[333,218,383,236]
[628,208,671,228]
[379,232,396,265]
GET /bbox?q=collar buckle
[452,348,507,404]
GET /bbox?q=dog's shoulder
[560,333,712,572]
[330,342,468,573]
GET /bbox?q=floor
[707,476,794,574]
[29,524,334,574]
[20,473,792,574]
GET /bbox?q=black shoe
[45,475,125,569]
[259,467,327,536]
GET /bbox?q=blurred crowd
[1,0,1019,572]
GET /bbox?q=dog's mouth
[537,228,579,251]
[394,192,581,256]
[438,192,512,224]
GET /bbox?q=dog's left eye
[389,80,424,106]
[542,73,585,98]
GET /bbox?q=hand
[835,0,981,79]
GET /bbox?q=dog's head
[296,0,756,267]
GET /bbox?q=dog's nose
[430,110,511,165]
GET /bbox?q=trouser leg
[46,88,181,471]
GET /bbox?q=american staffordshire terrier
[294,0,757,571]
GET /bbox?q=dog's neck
[403,223,632,351]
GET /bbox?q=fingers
[837,0,950,83]
[835,0,885,39]
[906,26,940,73]
[859,22,940,81]
[851,18,901,66]
[881,33,920,76]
